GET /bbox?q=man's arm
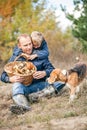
[33,58,54,80]
[0,48,26,83]
[43,58,55,77]
[9,46,22,62]
[13,45,22,56]
[0,71,26,83]
[0,71,10,83]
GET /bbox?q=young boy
[13,31,49,60]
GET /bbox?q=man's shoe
[28,92,40,103]
[28,85,55,102]
[13,94,30,108]
[9,105,31,115]
[42,85,55,97]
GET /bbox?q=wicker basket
[4,54,37,86]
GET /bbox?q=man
[0,34,65,114]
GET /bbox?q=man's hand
[9,75,25,83]
[33,71,46,79]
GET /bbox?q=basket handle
[14,53,29,62]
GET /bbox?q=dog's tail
[68,63,87,79]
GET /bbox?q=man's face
[18,36,33,54]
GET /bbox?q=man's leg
[53,81,66,94]
[10,81,65,114]
[28,81,66,100]
[39,81,65,97]
[12,81,46,102]
[25,81,48,102]
[10,82,31,114]
[10,81,47,114]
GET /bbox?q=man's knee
[12,82,24,96]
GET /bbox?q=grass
[0,81,87,125]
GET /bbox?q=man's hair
[17,34,31,43]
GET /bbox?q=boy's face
[32,40,41,48]
[18,36,33,54]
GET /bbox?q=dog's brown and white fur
[47,62,87,102]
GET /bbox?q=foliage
[61,0,87,53]
[0,0,59,61]
[0,0,79,62]
[0,0,20,17]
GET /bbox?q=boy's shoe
[9,105,31,115]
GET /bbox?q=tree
[61,0,87,53]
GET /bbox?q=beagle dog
[47,63,87,102]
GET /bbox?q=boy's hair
[31,31,44,45]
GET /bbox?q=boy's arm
[33,40,49,59]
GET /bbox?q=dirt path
[29,116,87,130]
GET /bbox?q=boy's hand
[29,54,38,60]
[21,53,30,60]
[21,53,37,60]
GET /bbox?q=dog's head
[47,69,67,84]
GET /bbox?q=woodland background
[0,0,87,130]
[0,0,87,64]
